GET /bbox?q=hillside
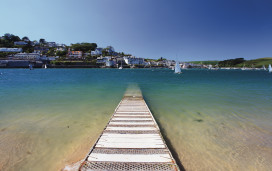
[237,57,272,68]
[189,57,272,68]
[188,60,219,65]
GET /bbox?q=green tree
[39,38,46,46]
[1,33,21,47]
[4,33,20,42]
[22,36,30,42]
[218,58,245,67]
[102,49,108,57]
[157,57,166,61]
[22,42,34,53]
[70,43,97,52]
[56,50,67,57]
[46,48,56,56]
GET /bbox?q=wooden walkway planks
[79,95,179,171]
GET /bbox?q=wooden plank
[88,153,172,163]
[109,121,154,125]
[106,127,157,131]
[115,111,150,113]
[111,118,153,121]
[100,133,161,138]
[95,142,166,149]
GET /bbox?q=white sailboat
[174,61,181,74]
[263,65,266,70]
[119,60,123,69]
[268,64,272,73]
[44,64,47,69]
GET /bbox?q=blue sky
[1,0,271,61]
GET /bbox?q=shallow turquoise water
[0,69,272,170]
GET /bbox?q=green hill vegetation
[70,43,97,53]
[237,57,272,68]
[189,58,272,68]
[189,60,219,65]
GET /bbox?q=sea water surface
[0,69,272,170]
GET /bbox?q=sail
[269,64,272,73]
[175,62,181,73]
[263,65,266,70]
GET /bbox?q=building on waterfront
[156,61,165,66]
[91,48,103,56]
[13,53,41,60]
[106,60,116,67]
[115,57,125,65]
[97,56,116,67]
[97,56,110,64]
[0,60,30,68]
[0,60,8,67]
[47,42,57,47]
[14,41,28,46]
[181,62,190,69]
[47,56,57,61]
[164,60,175,67]
[0,48,23,52]
[124,56,145,65]
[40,56,57,61]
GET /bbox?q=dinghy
[175,61,181,74]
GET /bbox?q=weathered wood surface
[79,95,179,171]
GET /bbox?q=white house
[40,56,57,61]
[56,47,66,51]
[13,53,41,60]
[0,48,23,52]
[97,56,116,66]
[34,47,49,54]
[124,56,145,65]
[14,41,28,46]
[97,56,110,63]
[106,60,116,67]
[47,42,57,47]
[91,48,103,56]
[164,60,175,67]
[67,50,83,59]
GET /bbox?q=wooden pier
[79,94,179,171]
